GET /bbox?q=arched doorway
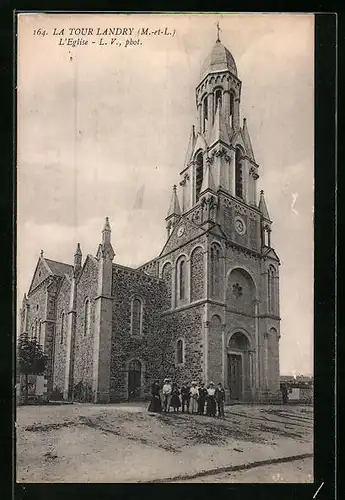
[128,359,142,400]
[227,332,250,401]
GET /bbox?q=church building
[20,34,281,403]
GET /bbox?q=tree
[17,333,47,404]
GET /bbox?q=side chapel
[20,33,281,403]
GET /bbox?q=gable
[192,133,208,157]
[76,254,98,285]
[160,216,205,257]
[263,247,280,263]
[28,257,52,295]
[231,130,248,155]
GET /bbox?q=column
[64,275,76,400]
[223,90,230,127]
[254,299,260,390]
[248,350,254,392]
[209,92,214,126]
[229,149,236,196]
[204,238,210,299]
[171,260,176,309]
[222,325,226,386]
[189,162,195,207]
[203,320,210,383]
[234,97,240,129]
[267,228,272,247]
[275,276,280,316]
[197,104,202,134]
[264,332,269,389]
[187,256,191,304]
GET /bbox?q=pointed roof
[258,190,271,221]
[242,118,255,162]
[209,98,231,146]
[200,163,216,194]
[200,40,237,80]
[166,185,181,218]
[184,125,196,167]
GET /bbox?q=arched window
[176,339,184,365]
[268,267,275,313]
[60,312,65,344]
[84,299,90,336]
[202,95,208,132]
[162,262,172,309]
[131,297,143,336]
[235,148,243,198]
[214,88,222,111]
[179,260,186,301]
[211,243,222,298]
[229,91,235,127]
[195,151,204,202]
[190,246,204,301]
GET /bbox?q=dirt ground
[171,457,313,483]
[16,402,313,483]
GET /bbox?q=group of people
[148,378,226,418]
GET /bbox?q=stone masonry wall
[164,305,204,386]
[73,256,99,397]
[53,277,71,392]
[110,266,168,401]
[26,280,48,343]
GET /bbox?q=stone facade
[20,36,281,404]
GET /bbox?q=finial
[40,249,44,257]
[75,242,82,255]
[173,184,177,192]
[103,216,111,231]
[216,21,221,43]
[260,190,264,195]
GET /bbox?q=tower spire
[258,190,271,221]
[166,185,181,218]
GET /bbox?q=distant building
[19,34,281,404]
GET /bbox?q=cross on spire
[216,21,221,42]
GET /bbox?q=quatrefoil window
[232,283,243,298]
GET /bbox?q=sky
[17,13,314,376]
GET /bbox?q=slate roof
[200,40,237,80]
[44,258,73,277]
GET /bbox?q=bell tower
[177,30,262,253]
[159,28,281,402]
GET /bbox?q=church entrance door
[228,353,243,400]
[128,359,142,400]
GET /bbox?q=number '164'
[33,29,47,36]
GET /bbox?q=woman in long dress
[206,382,217,417]
[148,380,162,412]
[171,383,181,412]
[190,381,199,414]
